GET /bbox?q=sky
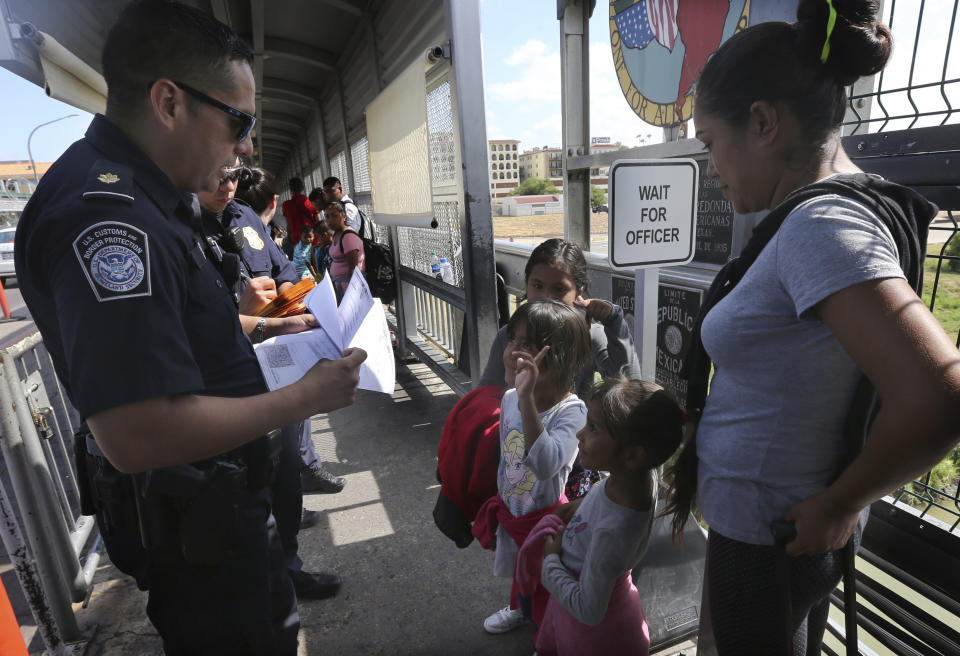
[0,0,956,166]
[479,0,663,150]
[0,68,93,164]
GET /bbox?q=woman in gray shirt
[666,1,960,653]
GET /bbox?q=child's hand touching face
[574,296,613,323]
[513,345,549,400]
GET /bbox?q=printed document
[254,271,396,394]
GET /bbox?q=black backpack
[344,200,397,304]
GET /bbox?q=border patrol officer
[198,173,298,293]
[14,2,365,653]
[197,176,344,600]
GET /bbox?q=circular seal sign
[609,0,750,126]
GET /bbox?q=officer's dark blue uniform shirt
[200,199,297,286]
[15,115,267,420]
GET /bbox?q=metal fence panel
[0,332,101,652]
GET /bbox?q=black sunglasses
[174,81,256,143]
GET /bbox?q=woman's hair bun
[795,0,892,86]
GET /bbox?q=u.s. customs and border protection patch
[242,225,265,250]
[73,221,151,301]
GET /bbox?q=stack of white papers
[254,270,396,394]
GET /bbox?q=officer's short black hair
[322,177,342,190]
[102,0,253,119]
[288,177,304,194]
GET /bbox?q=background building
[519,146,563,188]
[588,138,619,201]
[488,139,520,200]
[500,194,563,216]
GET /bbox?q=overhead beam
[262,77,320,104]
[250,0,265,164]
[262,110,305,133]
[261,95,313,110]
[261,131,298,144]
[261,146,288,156]
[264,36,337,72]
[209,0,232,26]
[317,0,363,16]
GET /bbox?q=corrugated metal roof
[1,0,446,177]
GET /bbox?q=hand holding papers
[254,270,396,394]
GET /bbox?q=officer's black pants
[145,486,299,655]
[273,423,305,573]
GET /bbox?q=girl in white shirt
[478,299,591,634]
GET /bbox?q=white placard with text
[609,159,699,268]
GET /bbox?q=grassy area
[921,241,960,342]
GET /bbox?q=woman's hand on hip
[784,489,860,556]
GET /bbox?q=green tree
[945,233,960,273]
[590,185,607,207]
[509,177,559,196]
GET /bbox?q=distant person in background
[293,224,315,280]
[322,176,363,235]
[311,221,334,280]
[325,200,364,298]
[281,176,315,257]
[309,187,327,214]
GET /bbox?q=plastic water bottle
[430,252,441,279]
[439,257,454,284]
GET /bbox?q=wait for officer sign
[609,159,698,268]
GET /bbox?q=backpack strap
[343,199,366,239]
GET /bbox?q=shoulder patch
[242,225,265,250]
[82,159,135,204]
[73,222,151,301]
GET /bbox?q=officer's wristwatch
[252,317,267,344]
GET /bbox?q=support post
[634,268,658,382]
[444,0,498,383]
[560,0,590,249]
[337,74,357,195]
[312,102,330,177]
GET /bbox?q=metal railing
[845,0,960,134]
[0,331,100,654]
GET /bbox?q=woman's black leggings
[705,529,845,656]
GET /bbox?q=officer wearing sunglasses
[14,2,365,653]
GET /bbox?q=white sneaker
[483,606,526,634]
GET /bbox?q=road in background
[0,279,34,348]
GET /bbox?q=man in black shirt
[15,2,364,652]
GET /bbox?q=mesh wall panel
[426,81,457,186]
[330,151,350,196]
[351,137,371,192]
[398,200,462,287]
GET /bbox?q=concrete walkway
[66,360,538,656]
